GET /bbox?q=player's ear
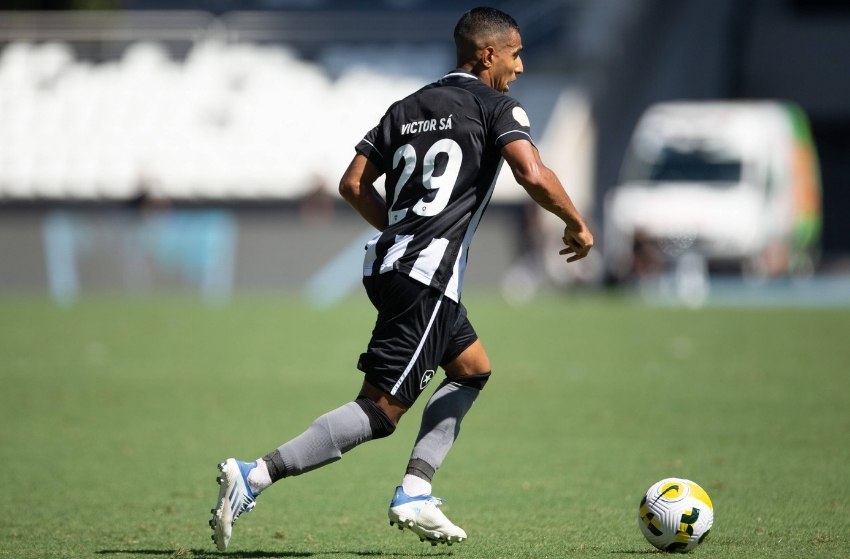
[480,46,495,68]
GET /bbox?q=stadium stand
[0,5,578,202]
[0,37,443,200]
[0,6,592,301]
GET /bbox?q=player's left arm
[339,153,388,231]
[502,138,594,262]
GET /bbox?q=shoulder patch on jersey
[512,106,530,127]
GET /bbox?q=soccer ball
[637,477,714,553]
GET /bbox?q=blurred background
[1,0,848,307]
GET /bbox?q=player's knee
[355,396,397,439]
[452,371,491,391]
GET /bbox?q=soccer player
[210,6,593,550]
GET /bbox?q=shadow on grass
[96,549,453,558]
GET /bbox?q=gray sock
[406,378,481,481]
[265,401,372,479]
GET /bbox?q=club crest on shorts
[420,370,435,390]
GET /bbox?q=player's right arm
[502,139,594,262]
[339,153,388,231]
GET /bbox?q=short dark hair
[454,6,520,57]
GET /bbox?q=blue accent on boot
[236,460,257,500]
[390,486,434,506]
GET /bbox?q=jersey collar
[442,70,479,81]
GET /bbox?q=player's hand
[559,225,594,263]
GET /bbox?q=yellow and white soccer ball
[638,478,714,553]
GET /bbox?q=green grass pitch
[1,292,848,558]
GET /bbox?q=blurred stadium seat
[0,28,438,201]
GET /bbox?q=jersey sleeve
[491,99,534,149]
[354,124,386,168]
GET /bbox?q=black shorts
[357,273,478,407]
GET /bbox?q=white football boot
[388,486,467,545]
[209,459,258,551]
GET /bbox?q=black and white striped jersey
[355,70,534,302]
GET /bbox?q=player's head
[454,6,523,93]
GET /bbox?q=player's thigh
[440,307,491,377]
[443,339,491,378]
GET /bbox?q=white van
[603,100,821,283]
